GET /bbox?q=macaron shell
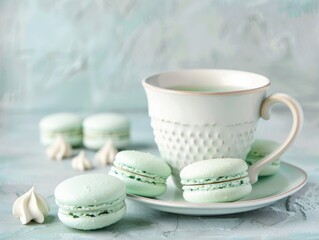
[55,174,125,206]
[40,113,82,131]
[259,162,280,176]
[115,151,171,178]
[183,184,252,203]
[58,205,126,230]
[109,171,167,197]
[180,158,248,180]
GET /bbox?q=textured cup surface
[143,69,271,186]
[151,118,257,185]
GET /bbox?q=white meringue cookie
[46,135,72,160]
[95,140,118,165]
[12,186,50,224]
[72,150,93,171]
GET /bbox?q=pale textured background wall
[0,0,319,114]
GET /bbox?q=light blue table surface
[0,110,318,239]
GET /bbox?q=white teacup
[142,69,303,186]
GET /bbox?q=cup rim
[142,69,270,95]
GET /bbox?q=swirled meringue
[72,150,93,171]
[46,135,72,160]
[12,186,50,224]
[95,140,118,165]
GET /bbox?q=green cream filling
[182,177,251,192]
[57,196,126,219]
[181,172,248,185]
[84,129,129,139]
[63,202,125,219]
[43,129,82,138]
[246,151,280,166]
[246,158,280,167]
[110,165,166,185]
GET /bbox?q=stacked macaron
[110,151,171,197]
[180,158,252,203]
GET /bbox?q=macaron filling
[182,177,251,191]
[84,129,129,139]
[181,172,250,192]
[56,196,125,219]
[42,129,82,138]
[110,163,166,185]
[247,150,281,161]
[181,171,248,185]
[246,158,280,166]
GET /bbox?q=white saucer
[127,162,307,215]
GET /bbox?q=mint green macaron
[39,113,82,147]
[180,159,252,203]
[246,139,281,176]
[109,151,171,197]
[83,113,130,150]
[54,174,126,230]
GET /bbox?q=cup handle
[248,93,304,184]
